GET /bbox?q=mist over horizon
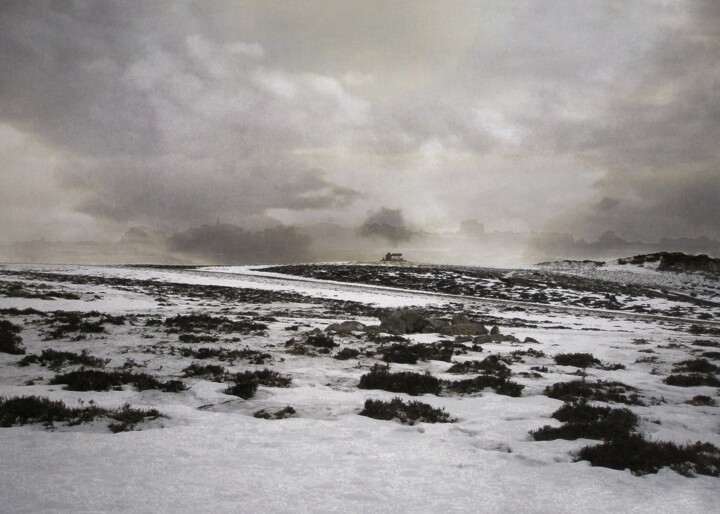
[1,1,719,266]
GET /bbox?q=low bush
[359,397,455,425]
[685,395,717,406]
[224,369,292,399]
[0,320,25,355]
[692,340,720,348]
[554,353,601,368]
[305,332,337,349]
[445,375,524,397]
[577,434,720,477]
[49,369,186,392]
[254,406,296,419]
[178,334,219,344]
[358,365,442,396]
[544,380,644,405]
[165,314,267,334]
[446,355,511,377]
[19,349,109,369]
[530,401,638,441]
[182,362,227,382]
[701,351,720,360]
[334,347,362,360]
[672,358,719,374]
[0,396,163,432]
[177,346,270,364]
[663,374,720,387]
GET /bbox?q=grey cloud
[359,208,416,243]
[168,223,312,264]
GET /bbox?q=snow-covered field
[1,263,719,513]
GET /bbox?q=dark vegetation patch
[224,369,292,399]
[0,396,163,432]
[175,346,271,364]
[690,325,720,337]
[380,340,459,364]
[553,353,600,368]
[0,319,25,354]
[40,311,110,340]
[576,434,720,477]
[700,351,720,360]
[334,347,362,360]
[253,406,296,419]
[672,358,719,374]
[359,397,455,425]
[19,349,109,369]
[0,280,81,300]
[446,355,511,377]
[444,375,524,397]
[164,314,267,335]
[685,395,717,406]
[530,401,638,441]
[663,374,720,387]
[509,348,546,361]
[358,365,442,396]
[544,380,644,405]
[178,334,220,343]
[49,369,186,392]
[0,307,45,316]
[182,362,227,382]
[692,339,720,348]
[304,332,337,349]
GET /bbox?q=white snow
[0,264,719,513]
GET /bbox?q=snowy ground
[1,263,719,513]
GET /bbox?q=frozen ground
[1,263,719,513]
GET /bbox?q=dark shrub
[107,403,163,433]
[664,374,720,387]
[359,397,455,425]
[19,349,109,369]
[165,314,267,334]
[224,368,292,399]
[0,320,25,355]
[358,365,442,396]
[182,362,227,382]
[177,346,270,364]
[49,369,186,392]
[530,401,638,441]
[254,406,296,419]
[672,358,719,374]
[577,434,720,477]
[445,375,524,397]
[381,344,418,364]
[446,355,511,377]
[305,332,337,349]
[178,334,219,343]
[334,348,362,360]
[0,396,163,432]
[692,340,720,348]
[554,353,601,368]
[686,395,717,406]
[43,312,106,340]
[701,351,720,360]
[544,380,644,405]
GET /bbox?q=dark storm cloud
[168,223,312,264]
[359,208,416,243]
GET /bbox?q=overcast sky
[1,0,718,245]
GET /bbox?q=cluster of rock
[325,308,537,344]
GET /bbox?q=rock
[421,317,450,333]
[440,323,487,336]
[490,325,500,335]
[473,335,492,344]
[523,337,539,344]
[452,313,471,325]
[379,317,406,335]
[325,321,366,334]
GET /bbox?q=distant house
[382,252,404,262]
